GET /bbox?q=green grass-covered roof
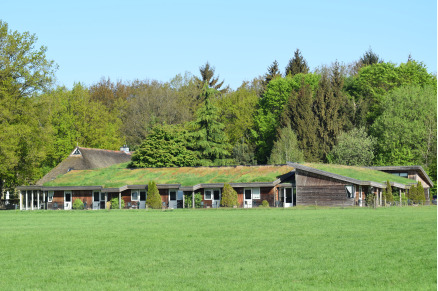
[44,163,294,188]
[302,163,416,185]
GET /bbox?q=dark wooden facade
[296,170,355,207]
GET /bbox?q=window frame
[244,187,261,200]
[204,188,221,201]
[345,185,355,199]
[131,190,139,201]
[48,191,54,202]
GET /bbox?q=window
[65,192,71,202]
[252,188,260,200]
[169,190,177,201]
[100,193,105,201]
[392,172,408,178]
[346,185,355,199]
[244,188,260,200]
[131,190,139,201]
[48,191,54,202]
[93,191,100,202]
[204,189,212,200]
[204,189,221,200]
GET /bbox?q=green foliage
[382,180,393,204]
[0,21,57,189]
[285,49,309,77]
[371,85,437,168]
[268,126,304,164]
[216,82,258,146]
[220,184,238,207]
[281,83,319,161]
[346,61,436,126]
[232,141,256,165]
[189,83,231,163]
[366,192,375,207]
[184,193,203,208]
[129,125,198,168]
[72,199,84,210]
[146,181,162,209]
[195,62,228,94]
[416,182,426,204]
[263,60,282,88]
[360,48,382,66]
[253,74,320,163]
[261,200,270,207]
[110,197,125,209]
[329,127,375,166]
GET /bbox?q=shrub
[416,182,426,204]
[147,181,162,209]
[261,200,270,207]
[185,193,203,208]
[220,184,238,207]
[72,199,84,210]
[366,192,375,207]
[110,197,125,209]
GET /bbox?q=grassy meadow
[0,207,436,290]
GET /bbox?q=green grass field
[0,207,436,290]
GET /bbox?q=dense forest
[1,21,436,195]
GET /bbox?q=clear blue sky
[3,0,437,90]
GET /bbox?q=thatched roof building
[36,147,132,185]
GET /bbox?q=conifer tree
[285,49,309,77]
[281,83,319,161]
[408,184,417,204]
[416,181,426,204]
[189,83,231,164]
[383,180,393,205]
[195,62,228,94]
[263,60,282,88]
[147,181,162,209]
[220,184,239,207]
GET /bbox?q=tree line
[0,20,436,196]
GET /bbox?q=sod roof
[299,163,417,186]
[43,163,295,188]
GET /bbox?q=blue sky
[3,0,437,90]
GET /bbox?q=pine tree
[147,181,162,209]
[195,62,228,94]
[263,60,282,88]
[281,83,319,161]
[360,48,382,66]
[416,181,425,204]
[220,184,239,207]
[285,49,309,77]
[383,180,393,205]
[189,83,231,164]
[408,184,417,204]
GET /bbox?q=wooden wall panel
[296,171,354,207]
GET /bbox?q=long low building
[16,148,433,210]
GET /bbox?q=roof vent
[120,145,129,153]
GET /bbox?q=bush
[147,181,162,209]
[366,193,375,208]
[110,197,125,209]
[261,200,270,207]
[220,184,238,207]
[185,193,203,208]
[72,199,84,210]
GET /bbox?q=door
[212,189,221,208]
[139,191,146,209]
[284,187,293,207]
[64,191,72,210]
[169,190,177,209]
[100,193,106,209]
[244,188,252,208]
[93,191,100,209]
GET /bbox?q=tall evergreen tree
[360,48,382,66]
[189,83,231,164]
[281,83,318,161]
[263,60,282,88]
[195,62,228,94]
[285,49,309,77]
[313,71,341,161]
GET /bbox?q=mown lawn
[0,207,436,290]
